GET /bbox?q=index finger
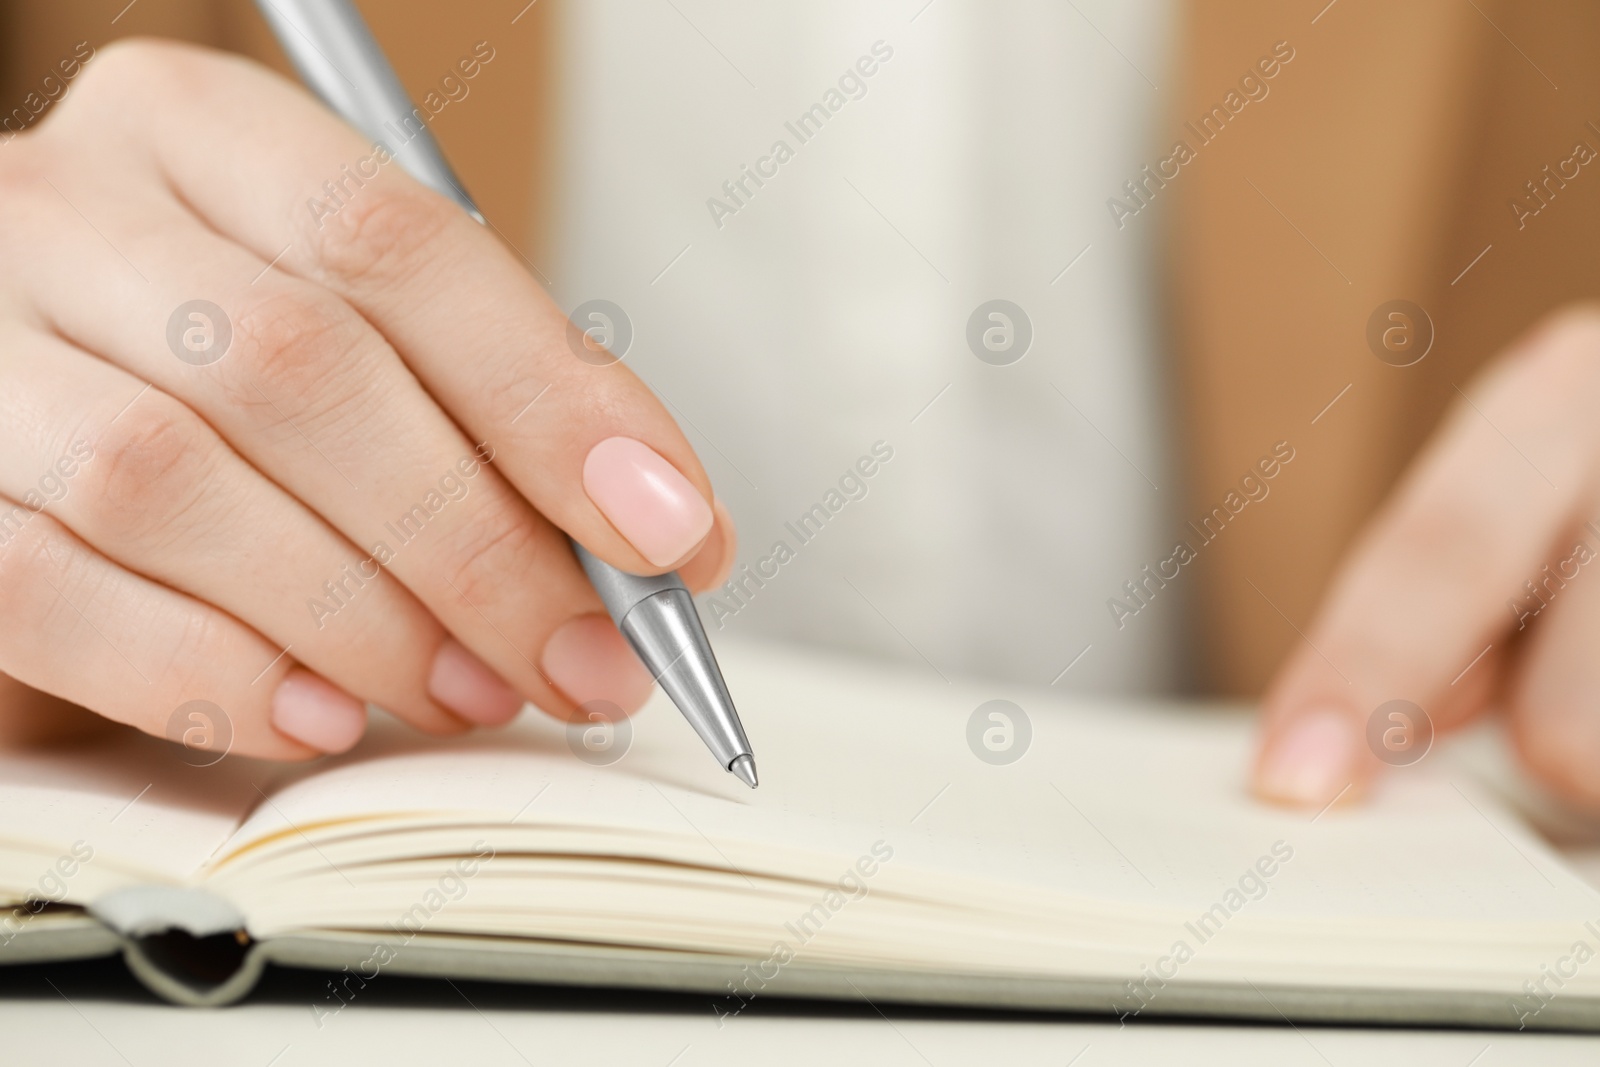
[1253,307,1600,806]
[60,40,716,575]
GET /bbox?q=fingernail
[583,437,713,567]
[271,668,367,754]
[540,613,654,712]
[428,639,525,726]
[1257,707,1355,806]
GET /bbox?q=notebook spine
[88,886,265,1006]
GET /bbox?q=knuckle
[301,180,455,292]
[70,38,227,106]
[44,40,255,164]
[0,509,82,635]
[436,495,545,610]
[220,289,378,429]
[229,289,349,375]
[60,39,155,106]
[80,397,223,549]
[60,39,187,124]
[1383,482,1499,587]
[1388,477,1483,552]
[157,611,230,702]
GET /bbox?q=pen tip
[730,755,758,789]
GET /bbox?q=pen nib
[730,755,758,790]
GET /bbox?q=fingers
[49,38,718,574]
[1505,521,1600,809]
[1426,642,1506,736]
[0,325,492,735]
[6,149,651,721]
[0,502,362,759]
[1255,307,1600,806]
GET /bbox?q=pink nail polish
[540,614,654,712]
[429,639,525,726]
[1257,707,1355,806]
[270,668,367,754]
[583,437,713,567]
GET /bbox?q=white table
[2,955,1593,1066]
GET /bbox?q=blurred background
[6,0,1600,699]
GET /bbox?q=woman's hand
[0,40,733,759]
[1255,305,1600,810]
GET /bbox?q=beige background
[10,0,1600,696]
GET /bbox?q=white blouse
[552,0,1182,695]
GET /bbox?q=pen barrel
[618,588,752,770]
[575,544,750,768]
[256,0,755,777]
[572,541,685,622]
[252,0,481,220]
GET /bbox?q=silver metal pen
[256,0,757,788]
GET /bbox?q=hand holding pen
[0,35,740,766]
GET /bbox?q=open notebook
[2,639,1598,1029]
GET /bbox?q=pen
[255,0,758,789]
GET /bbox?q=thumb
[1254,628,1504,807]
[1253,311,1600,806]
